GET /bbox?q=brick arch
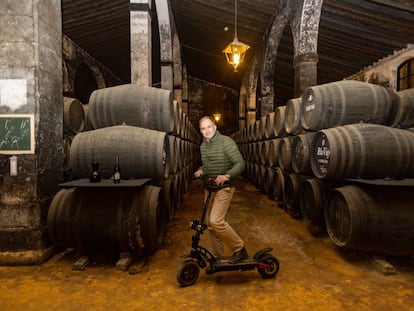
[259,0,322,104]
[291,0,323,57]
[74,63,100,104]
[260,0,291,99]
[63,59,106,103]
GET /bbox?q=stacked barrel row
[63,96,92,179]
[233,80,414,256]
[49,84,200,258]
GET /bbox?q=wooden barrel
[258,164,267,193]
[179,138,187,169]
[172,100,181,136]
[63,97,85,134]
[186,141,194,165]
[277,136,293,170]
[82,103,93,131]
[392,88,414,128]
[63,136,72,173]
[243,143,251,162]
[89,84,175,133]
[47,188,77,248]
[291,132,316,175]
[249,161,257,182]
[250,142,259,163]
[246,123,254,142]
[274,105,287,137]
[325,184,414,255]
[264,167,275,199]
[283,173,309,218]
[177,106,184,137]
[249,121,256,142]
[273,167,287,203]
[47,185,164,255]
[237,127,245,143]
[168,135,178,174]
[300,80,398,131]
[259,140,271,165]
[236,127,246,144]
[310,123,414,180]
[178,168,188,200]
[69,125,170,180]
[258,116,267,141]
[265,112,276,139]
[243,127,249,143]
[284,97,303,135]
[268,138,281,167]
[170,173,182,211]
[252,120,260,141]
[300,178,335,235]
[154,177,175,222]
[183,113,190,140]
[244,161,253,180]
[251,163,261,188]
[238,143,247,160]
[132,185,165,250]
[175,137,183,170]
[250,142,257,162]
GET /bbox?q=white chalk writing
[0,119,30,150]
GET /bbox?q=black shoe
[228,247,248,264]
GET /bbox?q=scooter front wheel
[177,259,200,287]
[257,255,280,279]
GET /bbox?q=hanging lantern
[223,0,250,72]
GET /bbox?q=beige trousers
[205,187,244,257]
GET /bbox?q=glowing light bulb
[233,53,240,64]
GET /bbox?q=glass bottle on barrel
[113,155,121,183]
[89,160,101,183]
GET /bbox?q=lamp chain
[234,0,238,39]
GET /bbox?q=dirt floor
[0,178,414,311]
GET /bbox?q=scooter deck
[210,258,258,272]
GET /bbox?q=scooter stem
[200,189,213,224]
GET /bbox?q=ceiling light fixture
[222,0,250,72]
[213,113,222,122]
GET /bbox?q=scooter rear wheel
[177,260,200,287]
[257,255,280,279]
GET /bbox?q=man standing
[194,116,247,263]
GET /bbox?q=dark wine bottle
[113,155,121,183]
[89,161,101,183]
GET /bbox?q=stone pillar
[181,64,189,115]
[155,0,173,91]
[130,0,152,86]
[172,32,183,109]
[174,88,185,112]
[293,53,318,97]
[260,95,274,117]
[0,0,63,264]
[161,63,173,90]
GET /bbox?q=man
[194,116,247,263]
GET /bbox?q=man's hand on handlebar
[194,169,203,178]
[215,174,230,186]
[194,171,232,189]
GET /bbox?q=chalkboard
[0,114,35,154]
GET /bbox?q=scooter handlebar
[199,175,231,191]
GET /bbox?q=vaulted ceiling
[61,0,414,104]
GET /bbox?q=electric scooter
[177,176,280,287]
